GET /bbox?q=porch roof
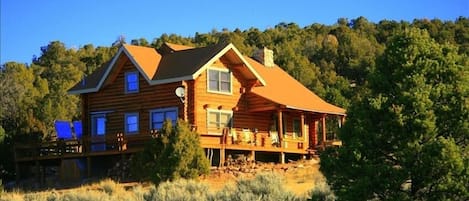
[246,56,346,116]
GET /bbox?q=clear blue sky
[1,0,468,65]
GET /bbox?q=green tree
[320,28,468,201]
[33,41,85,137]
[131,120,210,184]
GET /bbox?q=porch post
[300,113,306,149]
[277,110,283,147]
[340,115,346,126]
[81,94,89,153]
[321,115,327,149]
[182,81,188,121]
[309,119,317,149]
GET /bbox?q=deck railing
[220,128,308,152]
[14,133,155,161]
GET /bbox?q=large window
[150,107,178,130]
[207,110,232,134]
[125,71,139,93]
[125,113,139,134]
[91,114,106,136]
[208,68,231,93]
[292,118,302,138]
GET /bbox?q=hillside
[0,159,327,200]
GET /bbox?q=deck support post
[15,162,20,183]
[250,150,255,161]
[219,148,225,167]
[35,160,41,185]
[87,156,91,178]
[279,152,285,164]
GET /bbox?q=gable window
[150,107,178,130]
[208,68,231,93]
[125,113,139,134]
[207,109,232,134]
[125,71,139,93]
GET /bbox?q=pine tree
[320,28,469,201]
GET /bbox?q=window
[91,114,106,136]
[208,68,231,93]
[125,71,139,93]
[292,119,302,138]
[125,113,139,134]
[271,114,287,136]
[207,110,232,134]
[150,107,178,130]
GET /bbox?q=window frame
[292,118,302,138]
[90,113,106,136]
[149,107,179,131]
[125,71,139,94]
[206,109,233,135]
[207,67,232,95]
[124,112,139,134]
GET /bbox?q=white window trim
[206,108,233,135]
[124,112,139,134]
[125,71,139,94]
[149,107,179,130]
[206,67,233,95]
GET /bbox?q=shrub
[0,190,24,201]
[97,179,120,196]
[213,172,300,201]
[144,179,211,201]
[131,120,210,184]
[306,182,336,201]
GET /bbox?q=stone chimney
[253,47,274,67]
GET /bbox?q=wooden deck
[14,134,151,162]
[14,129,327,163]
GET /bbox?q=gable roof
[68,43,265,94]
[67,42,345,115]
[246,57,346,115]
[124,44,162,81]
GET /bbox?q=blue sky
[1,0,468,65]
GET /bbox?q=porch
[200,108,346,165]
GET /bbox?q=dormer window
[125,71,139,93]
[208,68,231,94]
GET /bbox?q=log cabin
[14,42,346,181]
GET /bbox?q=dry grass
[200,159,323,196]
[1,159,331,201]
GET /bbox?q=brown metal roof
[153,42,228,80]
[68,61,110,94]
